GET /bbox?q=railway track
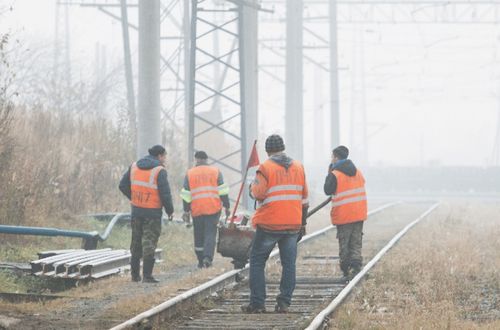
[110,201,440,330]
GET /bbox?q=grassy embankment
[330,201,500,329]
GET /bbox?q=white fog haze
[3,1,499,167]
[1,0,500,199]
[1,2,500,328]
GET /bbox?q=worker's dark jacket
[323,159,358,195]
[119,155,174,218]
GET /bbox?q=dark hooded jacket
[323,159,358,196]
[269,153,293,169]
[119,155,174,219]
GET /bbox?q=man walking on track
[324,145,367,282]
[242,134,309,314]
[119,145,174,283]
[180,151,230,268]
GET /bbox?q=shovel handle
[306,197,331,219]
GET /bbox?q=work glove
[224,207,231,219]
[297,226,306,242]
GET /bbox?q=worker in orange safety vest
[324,145,367,282]
[180,151,230,268]
[119,145,174,283]
[241,134,309,314]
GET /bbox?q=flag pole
[230,140,257,223]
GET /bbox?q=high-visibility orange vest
[252,160,308,231]
[187,165,222,217]
[330,169,367,225]
[130,163,163,209]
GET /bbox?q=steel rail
[109,201,399,330]
[305,202,441,330]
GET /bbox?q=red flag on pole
[248,142,260,168]
[230,140,259,223]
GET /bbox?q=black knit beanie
[194,151,208,160]
[333,145,349,160]
[265,134,285,153]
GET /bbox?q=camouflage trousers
[336,221,364,274]
[130,216,162,259]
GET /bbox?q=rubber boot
[339,262,350,283]
[349,265,361,280]
[131,256,141,282]
[142,257,159,283]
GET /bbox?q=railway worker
[324,145,367,282]
[180,151,230,268]
[119,145,174,283]
[242,134,309,314]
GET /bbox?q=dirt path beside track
[0,200,434,329]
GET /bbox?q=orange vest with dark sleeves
[187,165,222,217]
[330,169,367,225]
[252,160,307,231]
[130,163,163,209]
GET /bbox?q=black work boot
[274,300,289,313]
[142,257,159,283]
[130,257,141,282]
[202,257,212,268]
[241,303,266,314]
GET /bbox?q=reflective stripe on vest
[190,186,218,194]
[262,184,304,205]
[333,187,366,199]
[332,194,367,207]
[191,192,220,201]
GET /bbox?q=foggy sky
[1,0,499,167]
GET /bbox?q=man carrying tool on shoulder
[241,134,309,314]
[324,145,367,282]
[119,145,174,283]
[180,151,230,268]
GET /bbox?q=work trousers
[130,216,161,260]
[193,212,220,264]
[336,221,364,273]
[249,227,299,308]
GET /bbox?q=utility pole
[330,0,340,149]
[239,0,259,208]
[53,1,72,111]
[120,0,136,140]
[137,0,161,157]
[184,0,191,165]
[493,108,500,166]
[349,26,368,166]
[285,0,303,161]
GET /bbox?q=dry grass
[329,201,500,329]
